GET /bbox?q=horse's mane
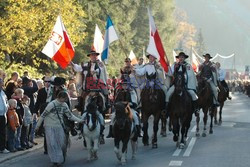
[114,102,133,121]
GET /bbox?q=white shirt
[217,68,226,81]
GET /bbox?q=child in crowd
[12,88,25,151]
[21,95,33,149]
[7,99,20,152]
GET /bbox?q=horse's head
[114,102,132,130]
[85,99,98,131]
[174,66,186,94]
[120,68,131,83]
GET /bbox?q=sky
[175,0,250,72]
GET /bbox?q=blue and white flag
[101,16,119,63]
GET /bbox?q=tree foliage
[0,0,86,72]
[195,28,206,55]
[174,8,197,55]
[1,0,176,77]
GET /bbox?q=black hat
[176,52,189,59]
[124,57,131,62]
[51,77,66,86]
[87,50,100,57]
[22,77,31,85]
[203,53,212,59]
[146,54,157,59]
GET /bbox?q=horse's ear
[120,69,124,74]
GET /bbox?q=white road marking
[191,125,196,133]
[172,137,189,156]
[169,160,183,166]
[221,122,236,127]
[183,137,196,157]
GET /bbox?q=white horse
[82,103,101,161]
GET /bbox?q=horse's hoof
[173,136,178,142]
[161,132,167,137]
[202,133,206,137]
[176,142,180,148]
[209,129,213,134]
[196,133,200,137]
[179,143,185,149]
[131,155,136,160]
[214,120,218,125]
[152,143,158,149]
[218,121,222,125]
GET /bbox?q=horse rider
[215,62,232,100]
[198,53,220,107]
[71,50,110,114]
[165,52,199,115]
[133,53,169,110]
[106,58,141,138]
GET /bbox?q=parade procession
[1,0,250,167]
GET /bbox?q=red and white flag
[42,16,75,69]
[191,49,201,72]
[92,24,104,61]
[146,8,169,72]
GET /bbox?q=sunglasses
[44,81,50,83]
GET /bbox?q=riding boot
[106,125,113,138]
[193,100,200,116]
[136,125,142,137]
[75,96,84,113]
[226,90,232,100]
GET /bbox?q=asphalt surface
[1,93,250,167]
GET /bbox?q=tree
[174,8,197,56]
[0,0,86,73]
[195,28,206,56]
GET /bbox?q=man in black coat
[33,76,51,154]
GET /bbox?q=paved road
[1,93,250,167]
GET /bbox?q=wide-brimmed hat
[146,54,158,59]
[51,77,66,86]
[124,57,131,62]
[175,52,189,59]
[203,53,212,59]
[87,50,100,57]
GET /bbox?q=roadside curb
[0,140,43,164]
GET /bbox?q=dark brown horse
[169,68,193,149]
[141,72,165,148]
[214,83,227,125]
[196,76,216,137]
[113,102,137,165]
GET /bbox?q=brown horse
[169,68,193,149]
[113,102,138,165]
[196,76,216,137]
[214,83,227,125]
[141,72,165,148]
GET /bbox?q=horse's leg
[184,116,192,145]
[179,122,185,149]
[172,118,180,147]
[209,107,215,134]
[196,110,200,137]
[214,107,218,125]
[85,137,92,161]
[160,112,167,137]
[219,103,224,125]
[93,138,99,160]
[142,115,149,146]
[202,108,208,137]
[114,138,121,161]
[152,114,160,148]
[121,139,129,165]
[131,139,137,160]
